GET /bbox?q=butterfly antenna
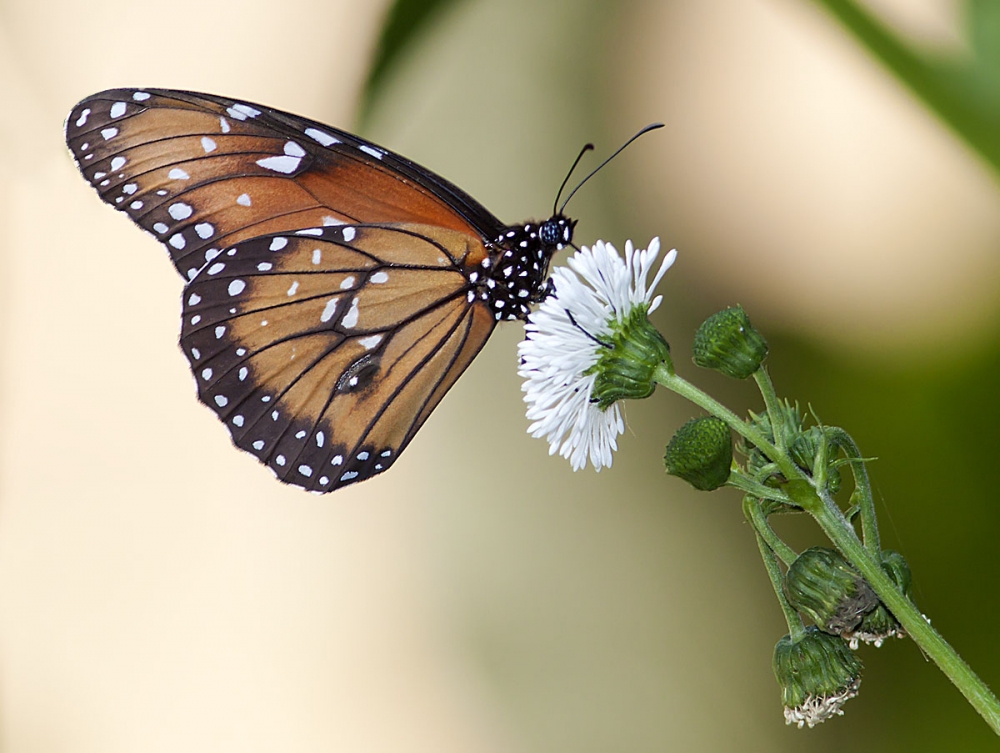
[553,143,595,216]
[558,123,664,215]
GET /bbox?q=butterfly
[64,88,577,492]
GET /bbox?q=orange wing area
[65,89,500,281]
[179,224,496,492]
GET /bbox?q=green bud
[693,306,768,379]
[589,304,672,410]
[847,550,913,648]
[784,547,878,636]
[773,627,863,728]
[789,426,842,494]
[665,417,733,491]
[741,402,805,485]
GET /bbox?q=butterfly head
[539,214,575,249]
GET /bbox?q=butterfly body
[66,88,572,491]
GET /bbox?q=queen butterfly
[65,88,578,492]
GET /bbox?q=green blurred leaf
[359,0,466,124]
[968,0,1000,79]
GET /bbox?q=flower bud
[664,417,733,491]
[741,402,804,487]
[789,426,842,494]
[773,627,863,728]
[847,550,913,648]
[693,306,768,379]
[590,306,672,410]
[784,547,878,636]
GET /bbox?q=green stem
[783,482,1000,734]
[752,368,787,453]
[743,494,798,566]
[748,511,805,639]
[826,427,881,556]
[726,473,794,507]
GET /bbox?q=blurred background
[2,0,999,750]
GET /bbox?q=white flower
[518,238,677,471]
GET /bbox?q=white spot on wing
[322,216,344,226]
[359,145,383,159]
[227,103,261,120]
[122,183,137,194]
[219,117,231,133]
[312,248,321,265]
[342,298,360,328]
[296,228,322,236]
[284,141,306,157]
[233,415,244,427]
[359,335,382,350]
[195,223,214,239]
[256,155,300,173]
[298,465,313,477]
[320,298,339,323]
[215,325,226,339]
[340,276,355,290]
[201,136,217,153]
[287,281,299,296]
[269,237,287,251]
[101,127,118,140]
[228,279,246,296]
[168,202,193,220]
[236,193,251,206]
[342,227,356,242]
[207,262,225,275]
[110,156,126,171]
[75,108,90,127]
[110,101,127,118]
[132,91,150,101]
[257,262,273,271]
[168,167,190,180]
[370,271,388,284]
[214,395,228,407]
[188,292,202,305]
[305,127,339,146]
[169,234,186,249]
[252,440,265,450]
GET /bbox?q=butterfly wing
[181,223,496,492]
[64,88,506,280]
[65,88,514,491]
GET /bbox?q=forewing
[179,223,495,492]
[65,88,505,280]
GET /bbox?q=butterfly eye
[66,88,575,491]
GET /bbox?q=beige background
[2,0,998,750]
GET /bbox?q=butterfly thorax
[476,215,574,321]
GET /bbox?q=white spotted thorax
[518,238,677,471]
[477,217,573,321]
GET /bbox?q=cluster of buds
[663,305,913,727]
